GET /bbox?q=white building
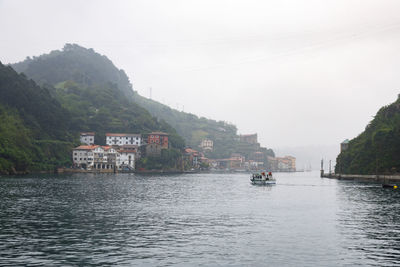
[199,139,213,151]
[72,145,134,171]
[73,145,93,168]
[80,132,95,145]
[117,149,136,170]
[106,133,141,146]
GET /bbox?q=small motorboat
[250,171,276,185]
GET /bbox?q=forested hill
[11,44,184,148]
[12,43,274,159]
[0,61,74,173]
[12,44,134,98]
[0,56,184,174]
[336,94,400,174]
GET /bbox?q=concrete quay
[321,171,400,183]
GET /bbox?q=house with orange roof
[72,144,135,171]
[184,148,206,168]
[147,132,168,149]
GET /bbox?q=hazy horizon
[2,0,400,148]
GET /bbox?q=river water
[0,171,400,266]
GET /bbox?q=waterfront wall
[321,172,400,183]
[57,168,115,174]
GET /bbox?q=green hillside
[12,43,274,160]
[52,80,184,148]
[0,52,184,173]
[336,94,400,174]
[0,62,75,174]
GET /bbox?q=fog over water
[1,0,400,150]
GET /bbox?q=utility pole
[329,160,332,175]
[320,159,324,178]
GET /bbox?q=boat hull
[250,179,276,185]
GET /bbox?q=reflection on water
[0,172,399,266]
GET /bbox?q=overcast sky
[1,0,400,149]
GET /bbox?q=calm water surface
[1,171,400,266]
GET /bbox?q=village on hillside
[68,132,296,173]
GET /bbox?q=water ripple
[1,172,400,266]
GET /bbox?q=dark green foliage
[0,62,75,174]
[0,105,73,174]
[0,62,71,140]
[336,95,400,174]
[137,148,182,170]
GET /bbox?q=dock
[321,171,400,183]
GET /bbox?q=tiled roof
[148,131,169,135]
[185,148,198,153]
[74,145,99,150]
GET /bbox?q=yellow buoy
[394,185,398,189]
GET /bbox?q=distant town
[70,132,296,173]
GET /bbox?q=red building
[147,132,169,149]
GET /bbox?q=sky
[1,0,400,150]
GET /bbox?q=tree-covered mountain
[11,44,184,149]
[12,43,274,160]
[336,94,400,174]
[0,50,184,173]
[12,44,134,99]
[0,61,75,174]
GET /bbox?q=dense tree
[336,94,400,174]
[0,62,75,173]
